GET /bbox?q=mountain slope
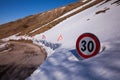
[0,0,106,40]
[0,0,90,39]
[34,0,120,48]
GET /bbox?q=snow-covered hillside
[27,0,120,80]
[34,0,120,49]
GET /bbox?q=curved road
[0,41,47,80]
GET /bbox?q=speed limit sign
[76,33,100,59]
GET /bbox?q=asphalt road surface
[0,41,47,80]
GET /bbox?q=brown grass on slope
[29,0,105,36]
[0,0,89,39]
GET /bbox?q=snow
[29,21,53,34]
[34,0,120,48]
[55,0,94,20]
[29,0,97,34]
[0,43,8,49]
[54,0,96,21]
[24,0,120,80]
[27,41,120,80]
[27,0,120,80]
[1,1,119,79]
[82,0,88,3]
[2,35,32,41]
[1,33,21,41]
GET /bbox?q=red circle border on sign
[76,33,100,59]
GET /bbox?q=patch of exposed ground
[111,0,120,6]
[95,7,110,14]
[0,41,47,80]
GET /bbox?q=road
[0,41,47,80]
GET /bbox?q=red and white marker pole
[76,33,100,59]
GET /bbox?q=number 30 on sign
[76,33,100,59]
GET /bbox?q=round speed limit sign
[76,33,100,59]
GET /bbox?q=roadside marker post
[57,35,63,41]
[76,33,100,59]
[42,35,46,40]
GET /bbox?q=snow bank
[26,0,120,80]
[27,41,120,80]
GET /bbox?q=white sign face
[79,37,96,55]
[76,33,100,58]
